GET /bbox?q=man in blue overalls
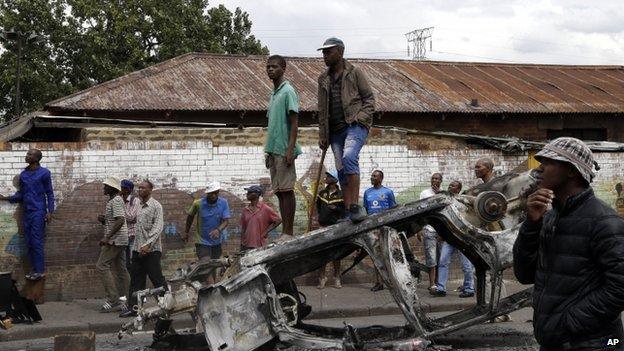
[0,149,55,281]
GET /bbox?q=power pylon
[405,27,433,60]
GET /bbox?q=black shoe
[370,283,384,292]
[349,204,366,223]
[459,291,475,298]
[430,289,446,297]
[119,310,137,318]
[337,216,351,223]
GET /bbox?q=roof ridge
[44,52,624,115]
[130,52,624,70]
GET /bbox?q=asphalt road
[0,308,538,351]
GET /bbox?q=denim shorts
[423,230,438,267]
[330,123,368,187]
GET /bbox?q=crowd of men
[2,36,624,349]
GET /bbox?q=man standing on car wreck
[317,37,375,223]
[513,137,624,351]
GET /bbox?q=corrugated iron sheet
[45,53,624,114]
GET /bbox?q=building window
[547,128,607,141]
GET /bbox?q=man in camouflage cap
[513,137,624,350]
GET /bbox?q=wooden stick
[307,148,327,232]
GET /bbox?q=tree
[0,0,268,121]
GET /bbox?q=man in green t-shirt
[264,55,301,238]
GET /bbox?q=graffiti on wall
[0,143,622,299]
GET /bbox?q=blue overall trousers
[9,166,55,274]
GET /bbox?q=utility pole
[0,29,42,119]
[405,27,433,60]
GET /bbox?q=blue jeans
[330,123,368,188]
[436,241,474,293]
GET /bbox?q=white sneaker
[317,277,327,289]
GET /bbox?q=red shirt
[240,202,281,248]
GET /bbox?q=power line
[405,27,433,60]
[252,26,412,32]
[250,25,618,53]
[430,50,517,63]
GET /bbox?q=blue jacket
[9,166,55,213]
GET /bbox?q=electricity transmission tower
[405,27,433,60]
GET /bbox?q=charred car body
[120,170,537,350]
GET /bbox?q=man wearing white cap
[184,181,230,283]
[96,176,130,312]
[514,137,624,350]
[317,37,375,223]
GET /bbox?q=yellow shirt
[616,196,624,217]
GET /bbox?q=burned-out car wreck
[120,171,537,350]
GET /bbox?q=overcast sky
[214,0,624,65]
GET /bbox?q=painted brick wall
[0,127,622,300]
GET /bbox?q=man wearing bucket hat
[97,176,130,313]
[184,181,230,283]
[316,170,345,289]
[514,137,624,350]
[317,37,375,223]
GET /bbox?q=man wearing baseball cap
[184,181,230,283]
[317,37,375,223]
[514,137,624,350]
[240,185,281,251]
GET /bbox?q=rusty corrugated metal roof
[45,53,624,114]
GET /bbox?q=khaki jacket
[317,60,375,143]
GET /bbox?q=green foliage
[0,0,268,121]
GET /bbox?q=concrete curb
[0,302,473,342]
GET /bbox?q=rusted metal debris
[120,170,538,350]
[45,53,624,114]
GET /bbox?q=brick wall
[0,127,622,300]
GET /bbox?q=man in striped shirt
[120,180,165,318]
